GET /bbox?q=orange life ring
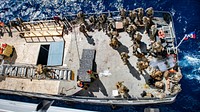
[158,29,165,39]
[169,68,176,73]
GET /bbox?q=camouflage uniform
[120,52,130,65]
[122,18,129,32]
[116,81,129,98]
[79,24,89,37]
[126,24,137,38]
[129,10,137,24]
[137,7,144,24]
[120,8,126,19]
[150,69,163,81]
[142,16,151,34]
[132,41,140,54]
[109,37,120,49]
[145,7,154,18]
[134,31,142,43]
[89,15,96,26]
[149,25,157,41]
[136,61,149,74]
[77,11,85,23]
[155,81,164,89]
[152,41,164,53]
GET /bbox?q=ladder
[0,64,73,80]
[162,26,177,54]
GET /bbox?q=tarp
[47,41,64,66]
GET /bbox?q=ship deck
[0,11,180,103]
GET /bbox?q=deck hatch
[47,41,64,66]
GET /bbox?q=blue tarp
[47,41,64,66]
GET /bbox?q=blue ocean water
[0,0,200,111]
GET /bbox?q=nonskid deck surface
[63,17,175,98]
[0,11,181,102]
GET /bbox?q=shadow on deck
[126,62,141,80]
[73,78,108,97]
[116,42,129,54]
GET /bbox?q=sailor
[116,81,129,98]
[116,81,124,89]
[129,10,137,24]
[150,69,163,81]
[120,8,126,19]
[136,7,144,25]
[131,41,140,54]
[122,18,129,32]
[174,72,183,82]
[109,37,120,49]
[35,64,45,79]
[134,52,149,62]
[79,24,90,37]
[36,64,43,75]
[89,15,96,26]
[99,14,107,32]
[126,24,137,38]
[136,61,149,74]
[164,70,170,80]
[145,7,154,18]
[142,16,151,34]
[111,30,119,38]
[171,84,181,95]
[106,22,114,36]
[134,31,142,43]
[77,11,85,23]
[155,81,165,89]
[120,52,130,65]
[152,41,164,53]
[149,25,157,41]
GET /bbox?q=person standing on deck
[134,31,142,44]
[120,52,130,65]
[116,81,129,98]
[79,24,90,38]
[122,17,129,32]
[136,7,144,25]
[149,25,157,42]
[106,22,114,38]
[143,16,151,34]
[126,24,137,38]
[145,7,154,19]
[136,61,149,74]
[109,37,120,49]
[89,15,96,27]
[129,10,137,25]
[77,11,85,23]
[120,8,126,19]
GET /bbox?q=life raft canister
[158,29,165,39]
